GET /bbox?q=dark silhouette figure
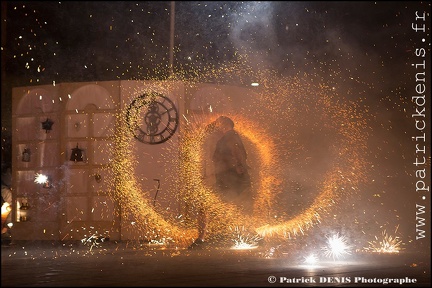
[189,116,251,249]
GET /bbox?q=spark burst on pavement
[304,253,319,264]
[230,226,262,250]
[81,234,109,251]
[322,233,352,260]
[364,229,403,253]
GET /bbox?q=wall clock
[126,93,179,144]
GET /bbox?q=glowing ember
[148,237,172,246]
[232,242,258,250]
[81,234,109,251]
[322,233,351,260]
[264,246,280,258]
[1,202,12,215]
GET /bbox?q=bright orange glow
[106,62,369,247]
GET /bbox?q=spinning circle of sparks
[107,60,370,246]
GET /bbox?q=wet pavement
[1,240,431,287]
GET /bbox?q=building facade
[11,80,254,242]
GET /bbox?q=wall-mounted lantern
[19,200,30,222]
[43,176,53,188]
[70,144,84,162]
[41,118,54,133]
[94,173,102,183]
[22,148,31,162]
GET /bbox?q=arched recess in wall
[13,86,63,235]
[16,87,61,115]
[65,84,116,161]
[66,84,116,111]
[16,87,62,141]
[15,87,62,167]
[63,83,117,228]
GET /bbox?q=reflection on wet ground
[2,240,430,287]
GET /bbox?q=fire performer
[212,116,251,196]
[189,116,251,249]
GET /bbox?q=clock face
[126,93,179,144]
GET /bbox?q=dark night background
[1,1,431,251]
[1,2,430,112]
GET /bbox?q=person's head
[215,116,234,133]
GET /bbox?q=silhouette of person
[212,116,251,195]
[189,116,251,249]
